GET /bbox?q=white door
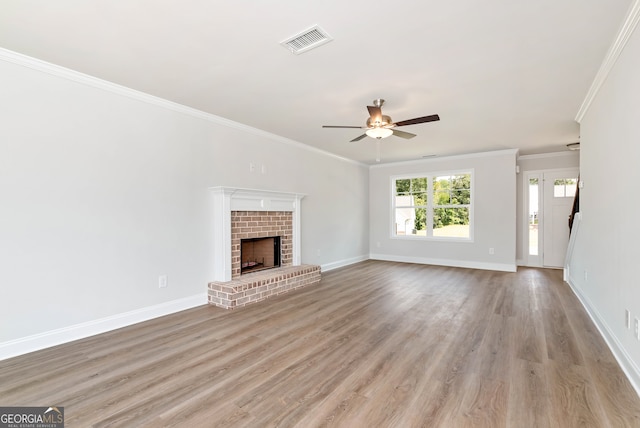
[542,170,578,268]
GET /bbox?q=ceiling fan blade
[322,125,364,129]
[350,134,368,142]
[392,129,416,139]
[393,114,440,127]
[367,106,382,124]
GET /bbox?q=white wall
[568,11,640,390]
[515,152,580,263]
[369,150,517,271]
[0,52,369,354]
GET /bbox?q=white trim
[521,167,580,175]
[0,47,365,167]
[575,0,640,122]
[517,151,580,161]
[369,149,519,169]
[390,235,474,243]
[321,255,369,272]
[0,293,207,361]
[565,274,640,398]
[369,253,516,272]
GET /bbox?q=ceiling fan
[322,99,440,142]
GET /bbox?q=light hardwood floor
[2,261,640,427]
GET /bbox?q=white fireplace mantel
[210,187,306,282]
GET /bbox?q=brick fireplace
[208,187,321,309]
[232,211,291,277]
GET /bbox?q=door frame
[522,168,579,267]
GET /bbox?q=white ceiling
[0,0,632,164]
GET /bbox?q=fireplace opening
[241,236,281,274]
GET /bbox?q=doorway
[524,168,579,267]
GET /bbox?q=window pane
[433,178,448,206]
[435,190,450,205]
[553,184,565,197]
[412,177,427,192]
[553,178,578,198]
[433,207,469,237]
[452,174,471,190]
[529,179,538,255]
[395,208,426,236]
[451,189,470,204]
[434,174,471,206]
[395,179,410,195]
[433,177,450,198]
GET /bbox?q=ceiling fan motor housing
[367,115,393,128]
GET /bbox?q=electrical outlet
[635,318,640,340]
[249,162,256,172]
[626,310,631,329]
[159,275,168,288]
[584,270,588,281]
[489,248,495,255]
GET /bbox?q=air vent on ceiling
[281,25,333,55]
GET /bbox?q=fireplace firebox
[241,236,281,274]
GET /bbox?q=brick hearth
[208,264,321,309]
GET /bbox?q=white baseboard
[566,274,640,398]
[0,293,208,361]
[321,255,369,272]
[369,253,517,272]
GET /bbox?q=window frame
[390,169,474,242]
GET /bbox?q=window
[528,177,539,256]
[393,172,472,239]
[553,178,577,198]
[394,178,427,236]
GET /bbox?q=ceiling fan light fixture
[366,128,393,139]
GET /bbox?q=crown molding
[518,151,579,161]
[369,148,519,169]
[0,47,366,168]
[575,0,640,122]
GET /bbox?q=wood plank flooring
[1,260,640,427]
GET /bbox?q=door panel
[542,171,578,268]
